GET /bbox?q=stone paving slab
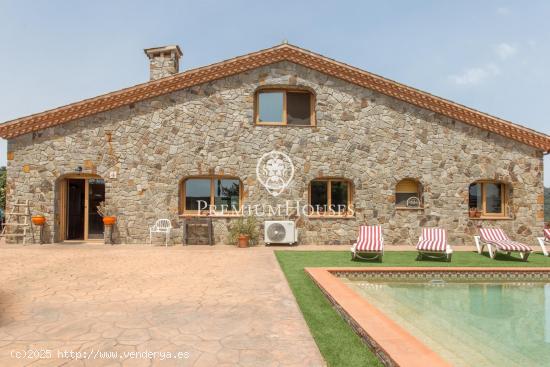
[0,244,325,366]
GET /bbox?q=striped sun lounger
[416,227,453,262]
[536,229,550,257]
[475,228,532,261]
[351,225,384,261]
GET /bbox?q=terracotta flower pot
[238,234,250,248]
[102,216,117,225]
[469,209,481,218]
[31,215,46,226]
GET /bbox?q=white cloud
[449,64,500,86]
[449,42,519,86]
[496,7,510,15]
[495,43,517,60]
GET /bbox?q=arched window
[255,88,315,126]
[468,181,508,218]
[309,178,352,216]
[181,176,242,215]
[395,179,422,208]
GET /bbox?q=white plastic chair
[536,229,550,257]
[149,219,172,246]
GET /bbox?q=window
[182,177,241,215]
[468,181,508,218]
[256,89,314,126]
[395,179,422,208]
[309,179,352,216]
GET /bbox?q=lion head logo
[256,151,294,197]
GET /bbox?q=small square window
[468,181,507,218]
[395,179,422,208]
[258,92,284,124]
[185,179,211,211]
[485,183,503,214]
[287,92,311,125]
[309,179,352,216]
[330,181,349,212]
[310,181,328,212]
[256,90,314,126]
[182,177,242,215]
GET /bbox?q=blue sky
[0,0,548,185]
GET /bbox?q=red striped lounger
[479,228,531,261]
[416,227,452,261]
[351,225,384,261]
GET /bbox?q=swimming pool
[343,278,550,367]
[306,267,550,367]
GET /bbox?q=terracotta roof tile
[1,44,549,151]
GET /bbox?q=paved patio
[0,243,325,366]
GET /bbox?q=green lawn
[275,251,550,367]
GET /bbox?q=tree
[0,166,5,210]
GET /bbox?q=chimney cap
[144,45,183,59]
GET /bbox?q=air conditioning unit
[264,221,298,246]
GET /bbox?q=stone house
[1,43,549,245]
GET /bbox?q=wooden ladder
[0,199,35,245]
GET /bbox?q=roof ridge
[0,44,289,128]
[281,44,550,143]
[1,43,549,151]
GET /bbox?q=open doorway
[59,176,105,241]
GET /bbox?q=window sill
[255,124,316,127]
[468,216,513,221]
[395,207,424,211]
[179,214,243,218]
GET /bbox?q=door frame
[58,174,104,242]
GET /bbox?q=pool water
[343,278,550,367]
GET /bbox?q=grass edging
[276,251,383,367]
[275,250,550,367]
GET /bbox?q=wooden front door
[61,177,105,241]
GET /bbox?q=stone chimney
[144,45,183,80]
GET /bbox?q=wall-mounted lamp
[75,166,83,172]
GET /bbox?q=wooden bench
[181,217,213,246]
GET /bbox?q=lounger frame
[351,248,383,261]
[417,247,453,262]
[536,229,550,256]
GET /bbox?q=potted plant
[229,216,259,248]
[469,207,481,218]
[31,195,48,225]
[31,214,46,225]
[97,201,116,225]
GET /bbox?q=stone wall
[5,61,545,246]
